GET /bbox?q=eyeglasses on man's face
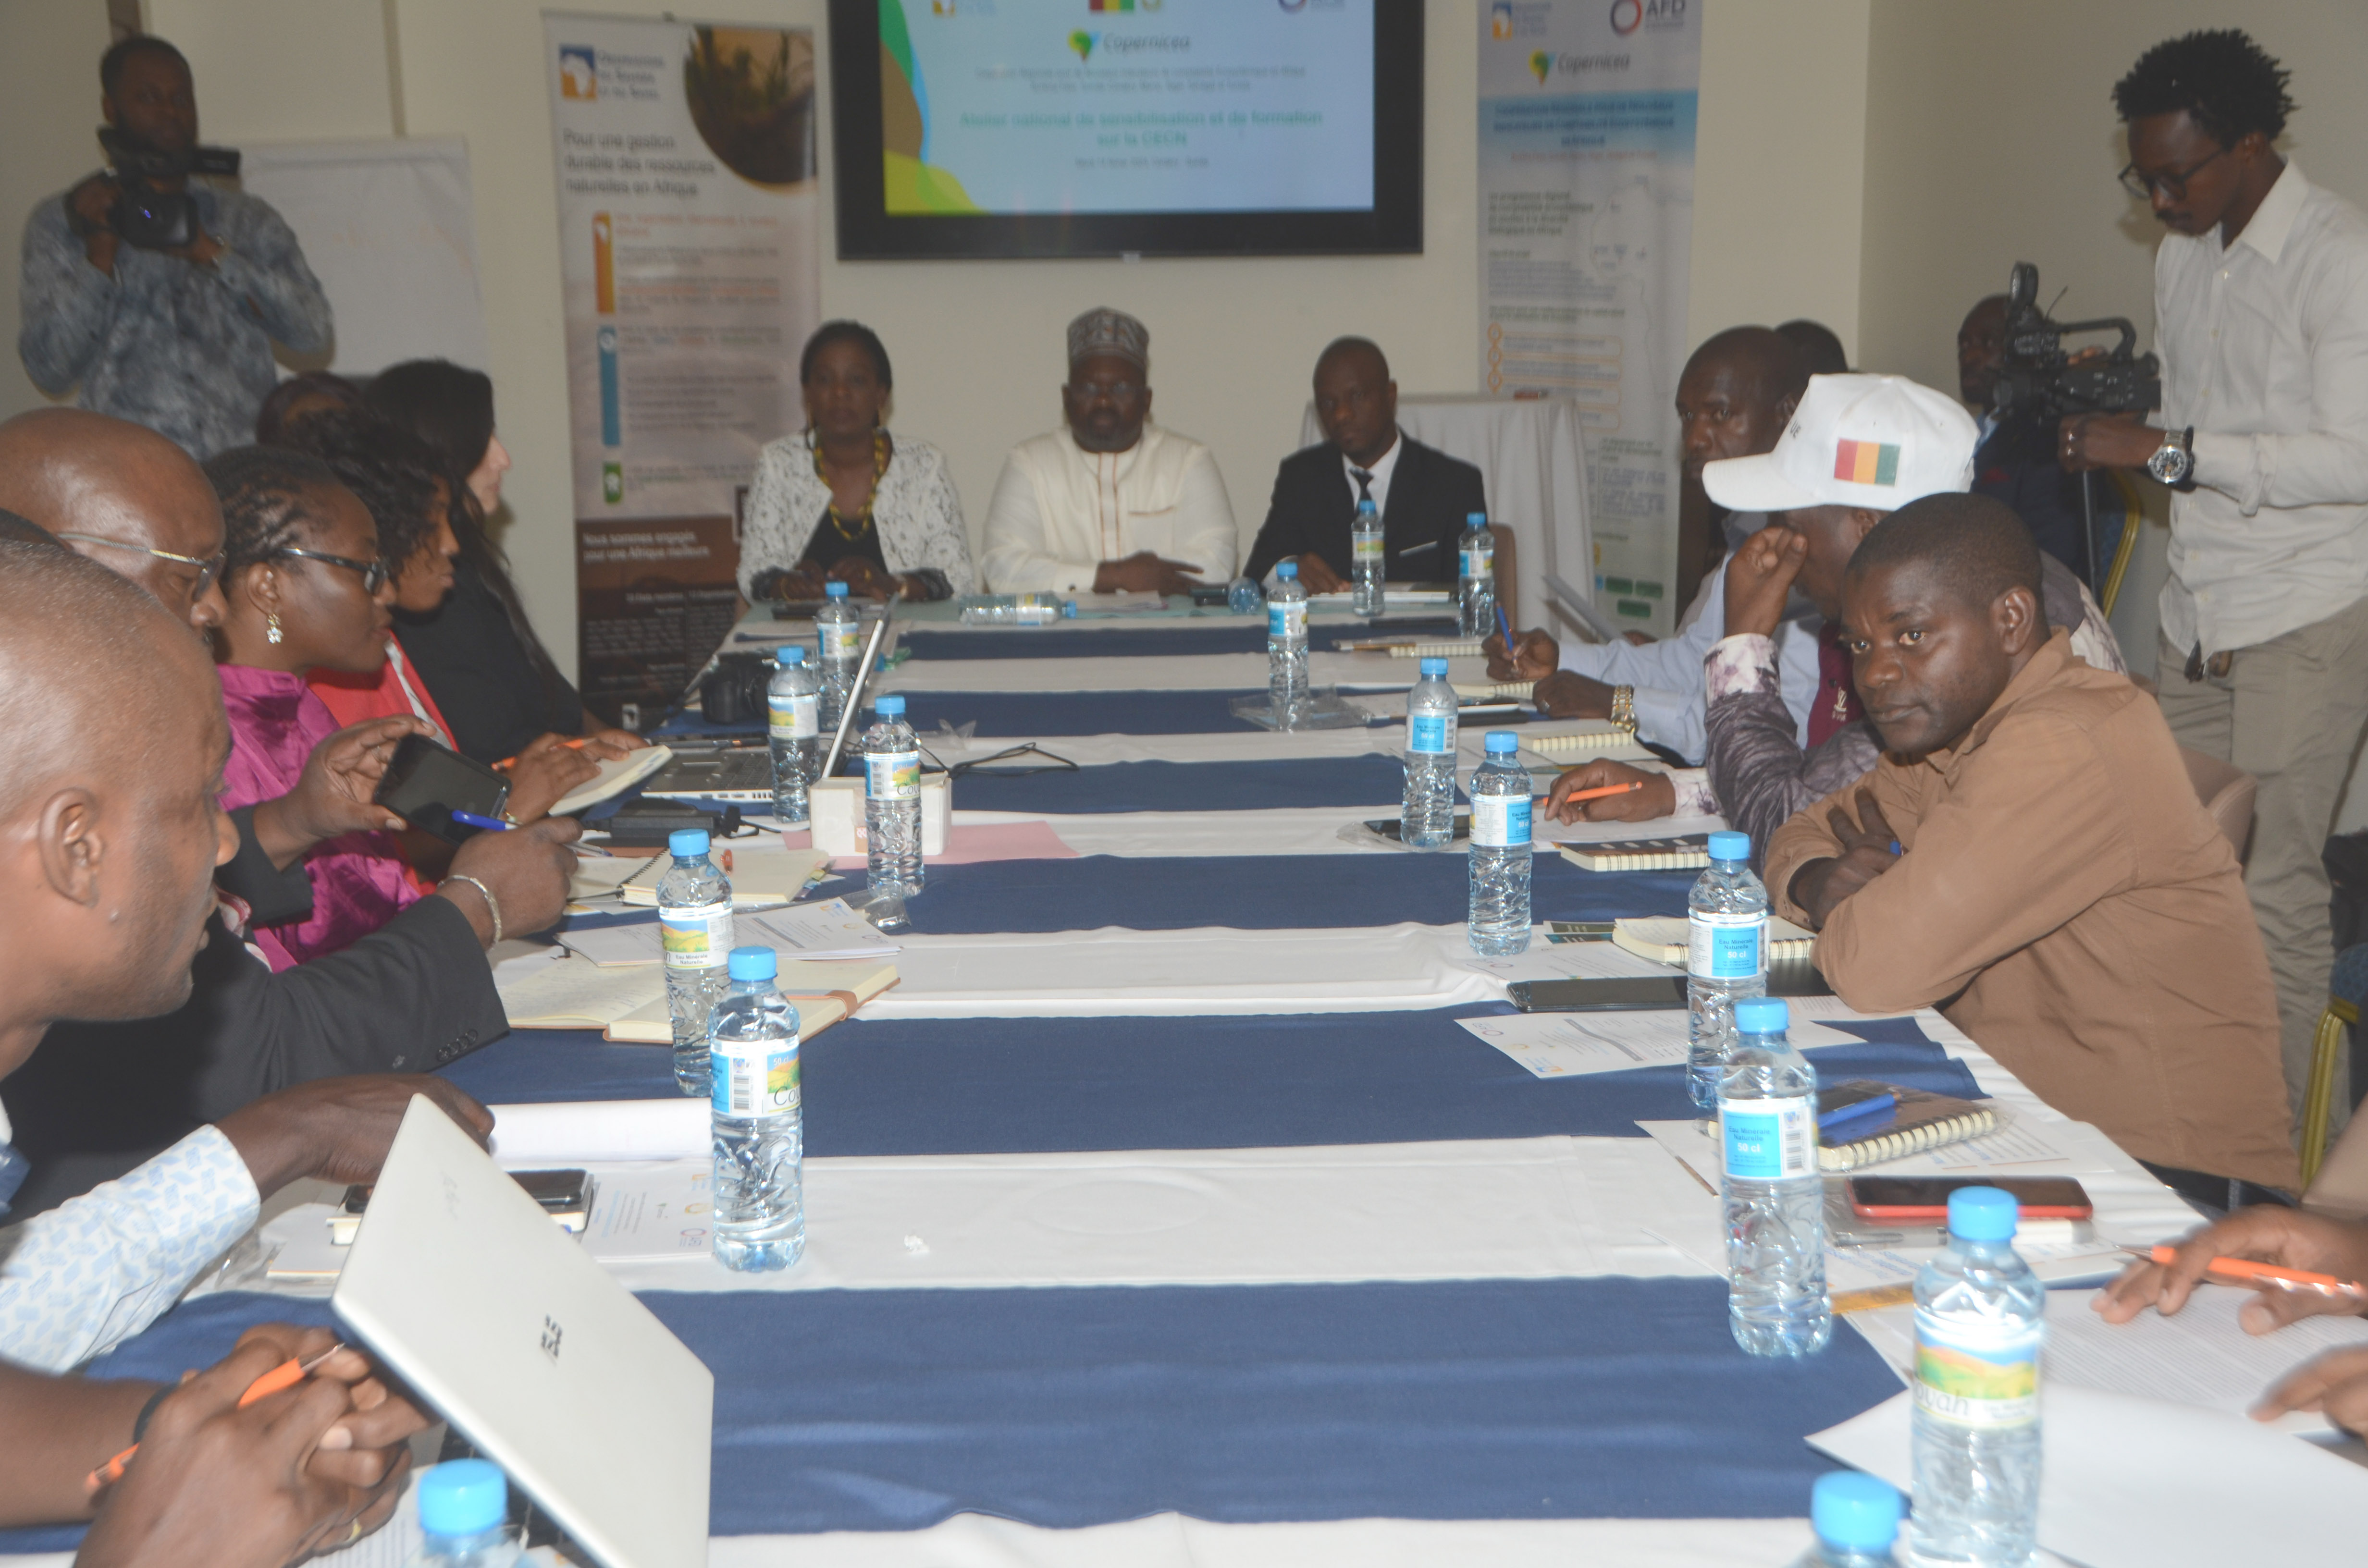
[53,531,226,598]
[274,547,391,595]
[2118,145,2228,203]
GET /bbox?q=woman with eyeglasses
[275,409,604,826]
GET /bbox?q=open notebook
[497,952,896,1042]
[550,746,676,817]
[601,959,899,1043]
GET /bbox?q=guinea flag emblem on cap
[1833,438,1901,486]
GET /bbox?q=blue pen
[451,809,512,833]
[1818,1093,1896,1133]
[1495,601,1512,644]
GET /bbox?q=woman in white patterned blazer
[738,321,979,602]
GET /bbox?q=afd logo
[1610,0,1687,35]
[558,44,596,99]
[1069,29,1095,60]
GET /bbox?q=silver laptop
[639,748,777,802]
[333,1098,713,1568]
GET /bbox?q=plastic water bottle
[1403,655,1458,848]
[1719,996,1832,1358]
[1467,730,1532,955]
[1267,560,1309,719]
[409,1459,522,1568]
[709,945,805,1273]
[1794,1472,1903,1567]
[1457,511,1497,637]
[1350,499,1386,618]
[863,693,924,896]
[657,827,733,1096]
[767,645,820,825]
[1228,576,1264,615]
[1909,1187,2044,1567]
[958,592,1077,626]
[815,579,862,733]
[1688,829,1769,1110]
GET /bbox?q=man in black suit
[1243,337,1487,588]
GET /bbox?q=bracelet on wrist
[445,873,503,945]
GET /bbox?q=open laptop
[333,1098,712,1568]
[639,744,777,803]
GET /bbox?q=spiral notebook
[1816,1080,1999,1172]
[1385,640,1486,659]
[1560,834,1713,872]
[1611,915,1816,964]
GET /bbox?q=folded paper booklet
[620,847,829,907]
[601,958,899,1044]
[1610,914,1816,965]
[549,746,675,817]
[1559,833,1712,871]
[1522,726,1638,756]
[1814,1079,1998,1172]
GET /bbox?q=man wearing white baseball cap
[1542,375,2121,862]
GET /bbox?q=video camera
[1989,261,2160,421]
[95,126,240,251]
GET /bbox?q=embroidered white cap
[1702,373,1978,514]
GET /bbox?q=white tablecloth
[1300,393,1595,641]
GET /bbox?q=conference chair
[2301,944,2368,1188]
[2178,746,2256,863]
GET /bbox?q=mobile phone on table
[1506,964,1833,1012]
[1846,1176,2094,1221]
[373,733,510,845]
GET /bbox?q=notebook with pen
[1815,1079,1999,1171]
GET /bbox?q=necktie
[1350,467,1374,505]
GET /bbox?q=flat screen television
[830,0,1422,260]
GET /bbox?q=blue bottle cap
[825,581,850,598]
[875,694,906,717]
[1733,996,1788,1035]
[418,1458,507,1538]
[1707,830,1751,862]
[1811,1471,1902,1553]
[1483,731,1518,754]
[727,944,777,982]
[1949,1185,2020,1242]
[776,645,804,664]
[1419,657,1448,677]
[1467,512,1487,525]
[1277,561,1298,579]
[668,828,710,858]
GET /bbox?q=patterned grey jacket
[19,180,331,459]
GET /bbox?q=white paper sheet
[1809,1383,2368,1568]
[1456,939,1678,983]
[489,1099,709,1164]
[2042,1287,2368,1427]
[1458,1011,1852,1078]
[561,898,895,967]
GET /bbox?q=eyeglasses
[2118,146,2228,202]
[52,532,226,597]
[274,547,390,594]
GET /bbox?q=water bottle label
[1718,1094,1815,1180]
[1470,792,1531,848]
[1688,910,1767,980]
[712,1035,800,1118]
[821,623,862,662]
[660,900,733,970]
[1353,531,1384,563]
[1913,1313,2041,1428]
[1408,712,1453,755]
[768,691,819,741]
[1267,599,1307,640]
[1461,544,1493,580]
[865,747,921,800]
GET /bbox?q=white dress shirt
[979,423,1238,593]
[1557,559,1822,764]
[2155,161,2368,656]
[1342,430,1402,515]
[0,1100,259,1372]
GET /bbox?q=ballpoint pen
[451,810,615,856]
[89,1343,350,1490]
[491,736,591,772]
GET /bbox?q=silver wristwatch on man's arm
[2146,425,2197,491]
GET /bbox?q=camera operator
[2062,30,2368,1131]
[17,36,330,461]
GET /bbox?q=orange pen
[2128,1245,2368,1302]
[87,1343,347,1491]
[492,735,592,772]
[1558,781,1645,804]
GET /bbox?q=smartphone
[373,733,510,846]
[1363,812,1471,844]
[1846,1176,2094,1221]
[1505,963,1834,1012]
[1189,585,1232,607]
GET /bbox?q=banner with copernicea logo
[544,13,818,722]
[1477,0,1698,636]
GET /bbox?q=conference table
[0,596,2198,1567]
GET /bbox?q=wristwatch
[1608,685,1637,734]
[2146,426,2197,490]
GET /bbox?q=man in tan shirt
[1767,493,2298,1195]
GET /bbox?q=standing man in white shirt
[979,307,1237,595]
[2063,30,2368,1129]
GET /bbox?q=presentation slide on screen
[879,0,1374,215]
